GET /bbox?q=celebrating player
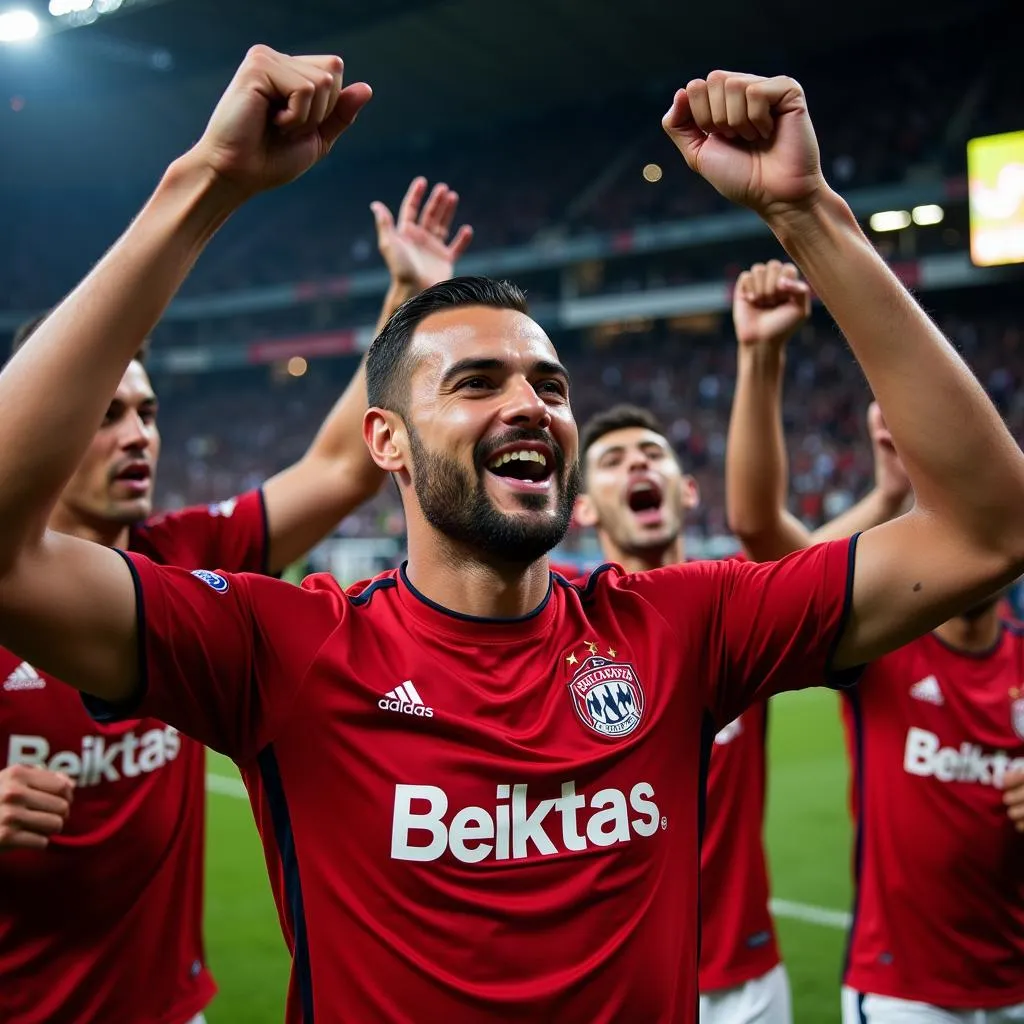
[573,263,909,1024]
[0,53,1023,1021]
[0,153,473,1024]
[725,265,1024,1022]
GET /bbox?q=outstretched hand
[192,45,372,198]
[663,72,825,219]
[733,260,811,348]
[371,177,474,294]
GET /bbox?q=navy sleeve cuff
[824,532,865,691]
[81,549,151,723]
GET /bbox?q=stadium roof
[0,0,1010,188]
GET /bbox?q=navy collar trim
[399,561,554,625]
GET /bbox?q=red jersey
[0,491,268,1024]
[699,701,779,991]
[842,625,1024,1008]
[94,537,857,1023]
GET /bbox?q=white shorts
[700,964,793,1024]
[842,987,1024,1023]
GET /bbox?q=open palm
[372,178,474,292]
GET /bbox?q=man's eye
[460,377,492,390]
[538,380,567,397]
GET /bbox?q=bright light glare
[0,9,39,41]
[48,0,92,15]
[287,357,308,377]
[912,204,944,226]
[869,209,912,232]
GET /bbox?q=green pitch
[203,687,854,1022]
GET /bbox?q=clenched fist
[0,764,74,851]
[733,260,811,348]
[191,45,372,198]
[663,72,825,219]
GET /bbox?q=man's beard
[408,425,580,565]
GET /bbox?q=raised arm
[725,260,814,560]
[0,46,371,702]
[260,178,473,572]
[726,262,910,560]
[666,72,1024,667]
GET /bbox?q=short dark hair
[366,276,529,412]
[580,404,669,460]
[11,311,150,365]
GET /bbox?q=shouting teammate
[0,161,471,1022]
[0,49,1023,1022]
[725,264,1024,1023]
[573,262,909,1024]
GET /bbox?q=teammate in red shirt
[572,264,908,1024]
[0,173,470,1023]
[725,263,1024,1022]
[1,49,1023,1023]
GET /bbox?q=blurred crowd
[151,303,1024,548]
[4,17,1018,313]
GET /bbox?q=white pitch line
[204,774,853,931]
[206,772,247,799]
[770,898,851,930]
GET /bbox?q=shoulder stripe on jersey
[841,689,867,980]
[349,576,398,608]
[81,549,149,724]
[695,711,716,976]
[824,534,864,690]
[257,746,315,1023]
[553,562,617,603]
[256,488,271,577]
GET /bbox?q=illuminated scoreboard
[967,130,1024,266]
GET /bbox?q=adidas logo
[3,662,45,691]
[378,680,434,718]
[909,675,944,706]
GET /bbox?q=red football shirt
[842,626,1024,1008]
[0,492,267,1024]
[699,701,780,992]
[95,537,856,1023]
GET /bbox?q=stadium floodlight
[869,210,912,232]
[0,8,40,41]
[912,204,944,226]
[48,0,93,15]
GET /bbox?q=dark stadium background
[2,0,1022,1019]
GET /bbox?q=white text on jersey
[7,727,182,787]
[379,680,434,718]
[391,780,661,863]
[903,727,1024,786]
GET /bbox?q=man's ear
[574,492,599,529]
[363,408,408,473]
[681,474,700,512]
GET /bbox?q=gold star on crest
[585,640,599,655]
[607,647,617,658]
[566,652,578,666]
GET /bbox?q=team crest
[567,653,645,738]
[1011,696,1024,742]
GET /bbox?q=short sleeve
[623,537,859,725]
[84,552,341,761]
[131,490,269,575]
